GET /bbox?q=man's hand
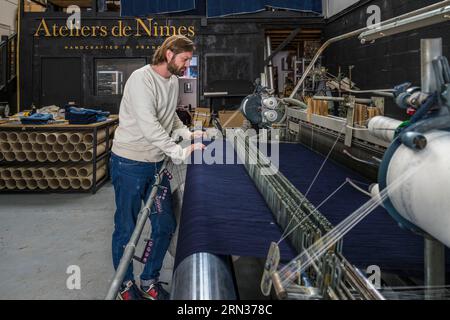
[189,142,206,152]
[181,142,206,160]
[191,130,207,140]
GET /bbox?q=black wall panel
[323,0,450,120]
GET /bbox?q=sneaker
[140,281,170,300]
[118,280,141,300]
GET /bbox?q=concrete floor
[0,165,186,300]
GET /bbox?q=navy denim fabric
[110,153,176,282]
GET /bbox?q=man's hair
[152,35,195,65]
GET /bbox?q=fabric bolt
[65,107,110,125]
[20,113,53,125]
[174,140,297,268]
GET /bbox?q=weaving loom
[171,3,450,300]
[171,137,385,300]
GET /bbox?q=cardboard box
[192,107,211,128]
[218,110,245,128]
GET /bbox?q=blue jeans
[110,153,176,283]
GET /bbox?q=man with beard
[110,35,205,300]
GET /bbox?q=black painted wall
[20,10,323,113]
[323,0,450,120]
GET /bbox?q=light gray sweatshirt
[112,65,192,162]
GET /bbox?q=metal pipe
[313,95,373,104]
[105,158,169,300]
[359,6,450,43]
[422,38,442,93]
[266,36,274,90]
[171,253,237,300]
[425,237,446,300]
[290,0,450,99]
[341,87,395,98]
[421,38,446,298]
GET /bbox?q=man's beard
[167,58,186,77]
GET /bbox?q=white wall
[0,0,18,36]
[322,0,359,18]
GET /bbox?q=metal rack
[0,116,118,194]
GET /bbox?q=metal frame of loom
[226,130,383,300]
[152,2,450,301]
[259,1,450,299]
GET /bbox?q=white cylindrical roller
[4,152,15,161]
[46,133,58,144]
[386,130,450,247]
[0,131,7,141]
[16,179,27,190]
[28,132,37,143]
[69,133,83,144]
[47,152,58,163]
[0,168,12,179]
[368,116,402,143]
[7,132,19,143]
[33,168,45,179]
[56,133,69,144]
[15,152,27,162]
[58,152,70,162]
[22,143,33,152]
[48,179,59,190]
[22,168,33,179]
[60,178,70,190]
[26,152,37,162]
[11,168,22,179]
[32,143,43,152]
[5,179,16,190]
[43,144,53,152]
[63,143,76,153]
[37,179,49,190]
[37,152,47,162]
[369,184,384,209]
[0,179,5,190]
[69,152,82,162]
[53,143,64,153]
[0,142,12,152]
[36,133,47,144]
[56,167,67,178]
[18,132,29,143]
[70,178,81,189]
[26,179,38,190]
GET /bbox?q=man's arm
[172,113,193,140]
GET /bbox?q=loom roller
[369,41,450,248]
